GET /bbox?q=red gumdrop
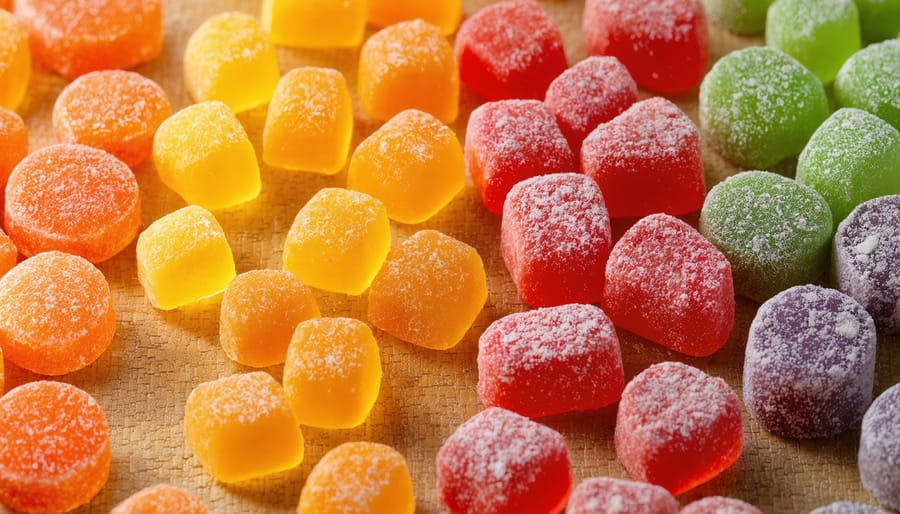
[567,477,679,514]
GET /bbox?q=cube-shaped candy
[0,229,15,279]
[110,484,208,514]
[681,497,763,514]
[566,477,678,514]
[262,0,367,48]
[835,40,900,130]
[153,101,261,210]
[0,10,30,110]
[859,384,900,511]
[368,0,462,35]
[0,106,27,189]
[136,205,236,310]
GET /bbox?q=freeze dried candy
[262,0,367,47]
[110,484,208,514]
[859,383,900,511]
[566,477,678,514]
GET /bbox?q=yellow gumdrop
[261,0,368,48]
[0,10,31,110]
[368,0,462,35]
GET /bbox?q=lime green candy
[835,39,900,131]
[703,0,773,35]
[855,0,900,44]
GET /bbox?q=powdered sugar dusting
[834,39,900,129]
[567,477,678,514]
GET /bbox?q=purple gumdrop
[859,383,900,511]
[743,284,877,438]
[833,195,900,335]
[810,502,889,514]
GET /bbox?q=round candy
[703,0,773,34]
[859,383,900,511]
[566,477,678,514]
[834,40,900,131]
[0,105,27,189]
[0,228,14,280]
[681,496,763,514]
[811,503,890,514]
[0,10,30,110]
[110,484,208,514]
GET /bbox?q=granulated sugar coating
[858,384,900,511]
[834,39,900,131]
[680,496,763,514]
[0,11,29,111]
[811,502,890,514]
[110,484,209,514]
[0,229,14,280]
[0,106,27,189]
[566,476,678,514]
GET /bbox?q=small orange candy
[0,0,10,10]
[368,0,462,35]
[0,106,27,191]
[0,10,30,110]
[110,484,209,514]
[0,228,17,279]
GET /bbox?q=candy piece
[859,383,900,511]
[110,484,208,514]
[856,0,900,44]
[699,171,833,302]
[501,173,612,307]
[699,47,829,169]
[368,0,462,35]
[282,188,390,295]
[703,0,773,34]
[680,497,763,514]
[368,229,487,350]
[348,109,464,224]
[14,0,161,79]
[298,442,415,514]
[797,108,900,223]
[478,304,624,418]
[263,67,353,174]
[153,101,261,210]
[358,20,458,124]
[283,318,382,429]
[833,195,900,335]
[0,381,110,513]
[0,1,8,10]
[0,229,14,279]
[544,56,638,152]
[834,40,900,131]
[603,214,734,357]
[184,372,304,483]
[581,97,705,218]
[136,205,236,310]
[53,70,171,168]
[219,269,320,368]
[811,503,890,514]
[766,0,860,84]
[436,407,572,514]
[465,99,574,214]
[0,106,27,189]
[583,0,708,93]
[0,10,29,110]
[616,362,743,495]
[0,346,3,393]
[566,477,678,514]
[454,0,567,101]
[183,12,280,113]
[262,0,366,48]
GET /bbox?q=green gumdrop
[699,47,830,170]
[834,39,900,130]
[700,171,833,302]
[766,0,861,84]
[797,108,900,223]
[703,0,774,34]
[855,0,900,44]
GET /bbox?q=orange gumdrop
[0,228,16,279]
[0,107,27,190]
[110,484,209,514]
[0,381,111,513]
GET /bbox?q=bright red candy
[567,477,679,514]
[581,97,705,218]
[582,0,709,94]
[501,173,611,306]
[454,0,567,101]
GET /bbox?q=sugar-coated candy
[454,0,567,101]
[184,372,304,483]
[501,173,612,307]
[110,484,208,514]
[14,0,161,79]
[347,109,465,224]
[581,97,705,218]
[703,0,773,34]
[358,20,458,124]
[437,407,572,514]
[368,230,487,350]
[544,56,638,152]
[0,106,27,189]
[859,383,900,511]
[583,0,709,93]
[465,99,574,214]
[153,101,261,210]
[811,503,890,514]
[262,0,367,47]
[700,171,833,302]
[298,442,415,514]
[616,362,743,495]
[283,318,382,429]
[183,12,280,113]
[478,304,624,418]
[834,40,900,131]
[566,477,678,514]
[136,205,236,310]
[0,381,110,513]
[0,229,12,280]
[0,346,3,393]
[699,47,829,169]
[263,67,352,174]
[0,10,29,110]
[855,0,900,44]
[680,497,763,514]
[603,214,734,357]
[219,269,320,368]
[369,0,462,35]
[282,188,390,295]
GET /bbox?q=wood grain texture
[2,1,898,512]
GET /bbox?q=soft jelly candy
[184,372,304,483]
[465,99,574,215]
[615,361,743,495]
[581,97,705,218]
[136,205,236,310]
[282,188,390,295]
[0,381,110,513]
[436,407,572,514]
[566,477,678,514]
[368,0,462,35]
[263,67,352,174]
[0,229,14,279]
[298,442,415,514]
[454,0,567,101]
[262,0,367,48]
[183,12,280,113]
[856,0,900,44]
[110,484,208,514]
[0,10,29,110]
[0,106,27,189]
[811,503,890,514]
[153,101,261,210]
[219,269,320,368]
[680,497,763,514]
[859,383,900,511]
[699,47,829,169]
[834,40,900,131]
[358,20,458,124]
[283,318,382,429]
[603,214,734,357]
[368,229,487,350]
[703,0,773,34]
[501,173,612,307]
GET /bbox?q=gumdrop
[110,484,208,514]
[680,497,763,514]
[368,0,462,35]
[0,106,27,189]
[859,383,900,511]
[834,40,900,131]
[262,0,367,48]
[704,0,773,35]
[566,477,678,514]
[0,10,29,110]
[811,503,890,514]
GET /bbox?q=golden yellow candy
[0,10,31,110]
[368,0,462,35]
[262,0,368,48]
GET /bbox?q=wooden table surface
[3,1,898,512]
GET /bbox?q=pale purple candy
[833,195,900,335]
[810,502,889,514]
[743,284,877,438]
[859,383,900,511]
